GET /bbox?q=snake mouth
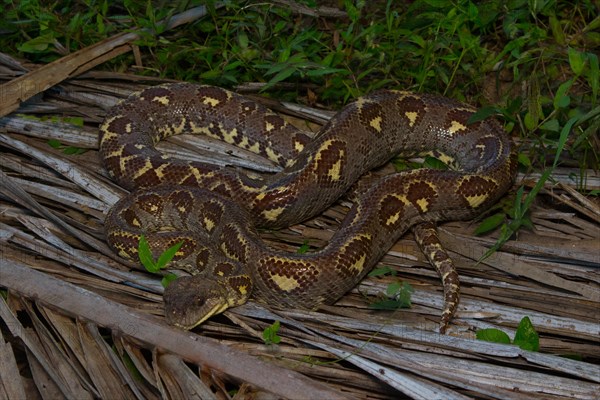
[172,302,230,330]
[163,275,231,330]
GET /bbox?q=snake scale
[100,83,515,332]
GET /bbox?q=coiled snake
[100,83,515,332]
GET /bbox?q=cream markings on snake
[202,96,220,107]
[151,95,170,105]
[188,121,210,135]
[265,147,280,163]
[369,116,383,133]
[312,139,346,183]
[101,83,515,332]
[221,128,238,144]
[404,111,418,127]
[271,274,300,291]
[378,194,409,228]
[108,151,127,172]
[457,175,498,208]
[437,153,455,166]
[448,120,467,135]
[339,234,372,275]
[247,142,261,154]
[153,164,170,179]
[406,181,438,213]
[261,206,286,222]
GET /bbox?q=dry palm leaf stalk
[0,6,599,400]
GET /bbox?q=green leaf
[47,139,62,148]
[423,156,449,170]
[467,106,502,124]
[262,320,281,345]
[474,213,506,235]
[368,266,396,277]
[273,20,287,33]
[554,79,573,109]
[262,66,297,91]
[237,32,248,49]
[138,235,158,273]
[63,146,87,155]
[548,14,565,45]
[513,316,539,351]
[17,33,56,53]
[517,152,531,168]
[540,118,559,132]
[386,281,402,297]
[306,67,347,77]
[523,111,537,131]
[568,47,586,76]
[394,282,413,307]
[368,299,405,310]
[161,273,178,288]
[155,240,184,269]
[369,281,413,309]
[587,53,598,104]
[476,328,511,344]
[553,116,577,167]
[297,240,310,254]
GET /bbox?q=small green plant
[477,316,540,351]
[368,266,414,310]
[477,107,577,261]
[262,320,282,345]
[47,139,87,155]
[296,239,310,254]
[138,234,182,287]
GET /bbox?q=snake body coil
[100,83,515,331]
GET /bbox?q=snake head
[163,274,252,330]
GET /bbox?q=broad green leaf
[224,60,244,71]
[262,320,281,345]
[395,282,413,308]
[476,328,511,344]
[587,53,598,103]
[47,139,62,148]
[237,32,248,49]
[513,316,539,351]
[568,47,586,75]
[423,156,448,170]
[467,106,502,124]
[263,66,297,90]
[517,152,531,167]
[370,282,412,309]
[540,119,559,132]
[63,146,86,155]
[548,14,565,45]
[386,281,402,296]
[368,266,396,277]
[553,116,578,167]
[17,33,56,53]
[554,79,573,109]
[161,273,178,288]
[368,299,405,310]
[305,67,347,77]
[200,70,222,80]
[273,20,286,33]
[474,213,506,235]
[523,111,537,131]
[138,235,158,273]
[297,240,310,254]
[156,240,184,269]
